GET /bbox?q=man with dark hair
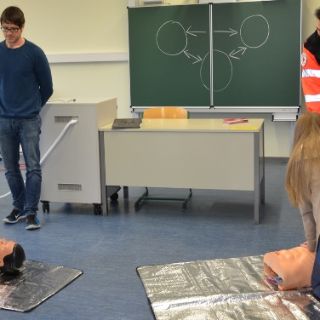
[0,6,53,230]
[301,8,320,112]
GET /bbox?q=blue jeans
[0,116,42,215]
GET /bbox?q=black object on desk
[112,118,142,129]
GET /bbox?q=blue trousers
[0,116,42,215]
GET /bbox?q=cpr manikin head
[264,246,315,291]
[0,239,25,274]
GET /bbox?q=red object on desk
[223,118,249,124]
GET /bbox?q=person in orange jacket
[301,8,320,112]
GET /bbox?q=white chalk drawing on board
[156,20,206,64]
[211,50,233,92]
[156,20,188,56]
[156,14,270,92]
[212,14,270,92]
[240,14,270,49]
[200,52,210,90]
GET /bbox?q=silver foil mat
[137,255,320,320]
[0,260,82,312]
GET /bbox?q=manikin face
[0,239,15,267]
[1,22,24,48]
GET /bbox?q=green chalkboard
[128,0,301,108]
[128,4,210,106]
[212,0,301,107]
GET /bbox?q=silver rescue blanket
[137,255,320,320]
[0,260,82,312]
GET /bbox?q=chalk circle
[240,15,270,49]
[156,20,188,56]
[200,52,210,90]
[212,50,233,93]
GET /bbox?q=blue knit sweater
[0,39,53,118]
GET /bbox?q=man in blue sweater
[0,6,53,230]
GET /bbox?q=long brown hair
[286,112,320,207]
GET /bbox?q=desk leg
[254,133,260,224]
[98,131,108,216]
[260,123,265,204]
[123,186,129,199]
[260,176,265,204]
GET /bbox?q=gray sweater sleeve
[299,165,320,252]
[299,200,317,252]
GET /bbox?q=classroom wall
[0,0,319,157]
[0,0,131,119]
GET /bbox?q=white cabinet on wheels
[40,98,118,215]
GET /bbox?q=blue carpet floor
[0,158,304,320]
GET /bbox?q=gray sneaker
[3,209,27,224]
[25,214,41,230]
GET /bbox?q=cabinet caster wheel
[110,193,119,202]
[42,201,50,213]
[134,203,141,211]
[93,204,102,215]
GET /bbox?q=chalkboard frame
[128,0,302,116]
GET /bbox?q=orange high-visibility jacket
[301,47,320,112]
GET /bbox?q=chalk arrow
[229,46,247,60]
[213,28,238,37]
[183,50,203,64]
[186,26,207,37]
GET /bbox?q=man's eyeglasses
[1,26,20,33]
